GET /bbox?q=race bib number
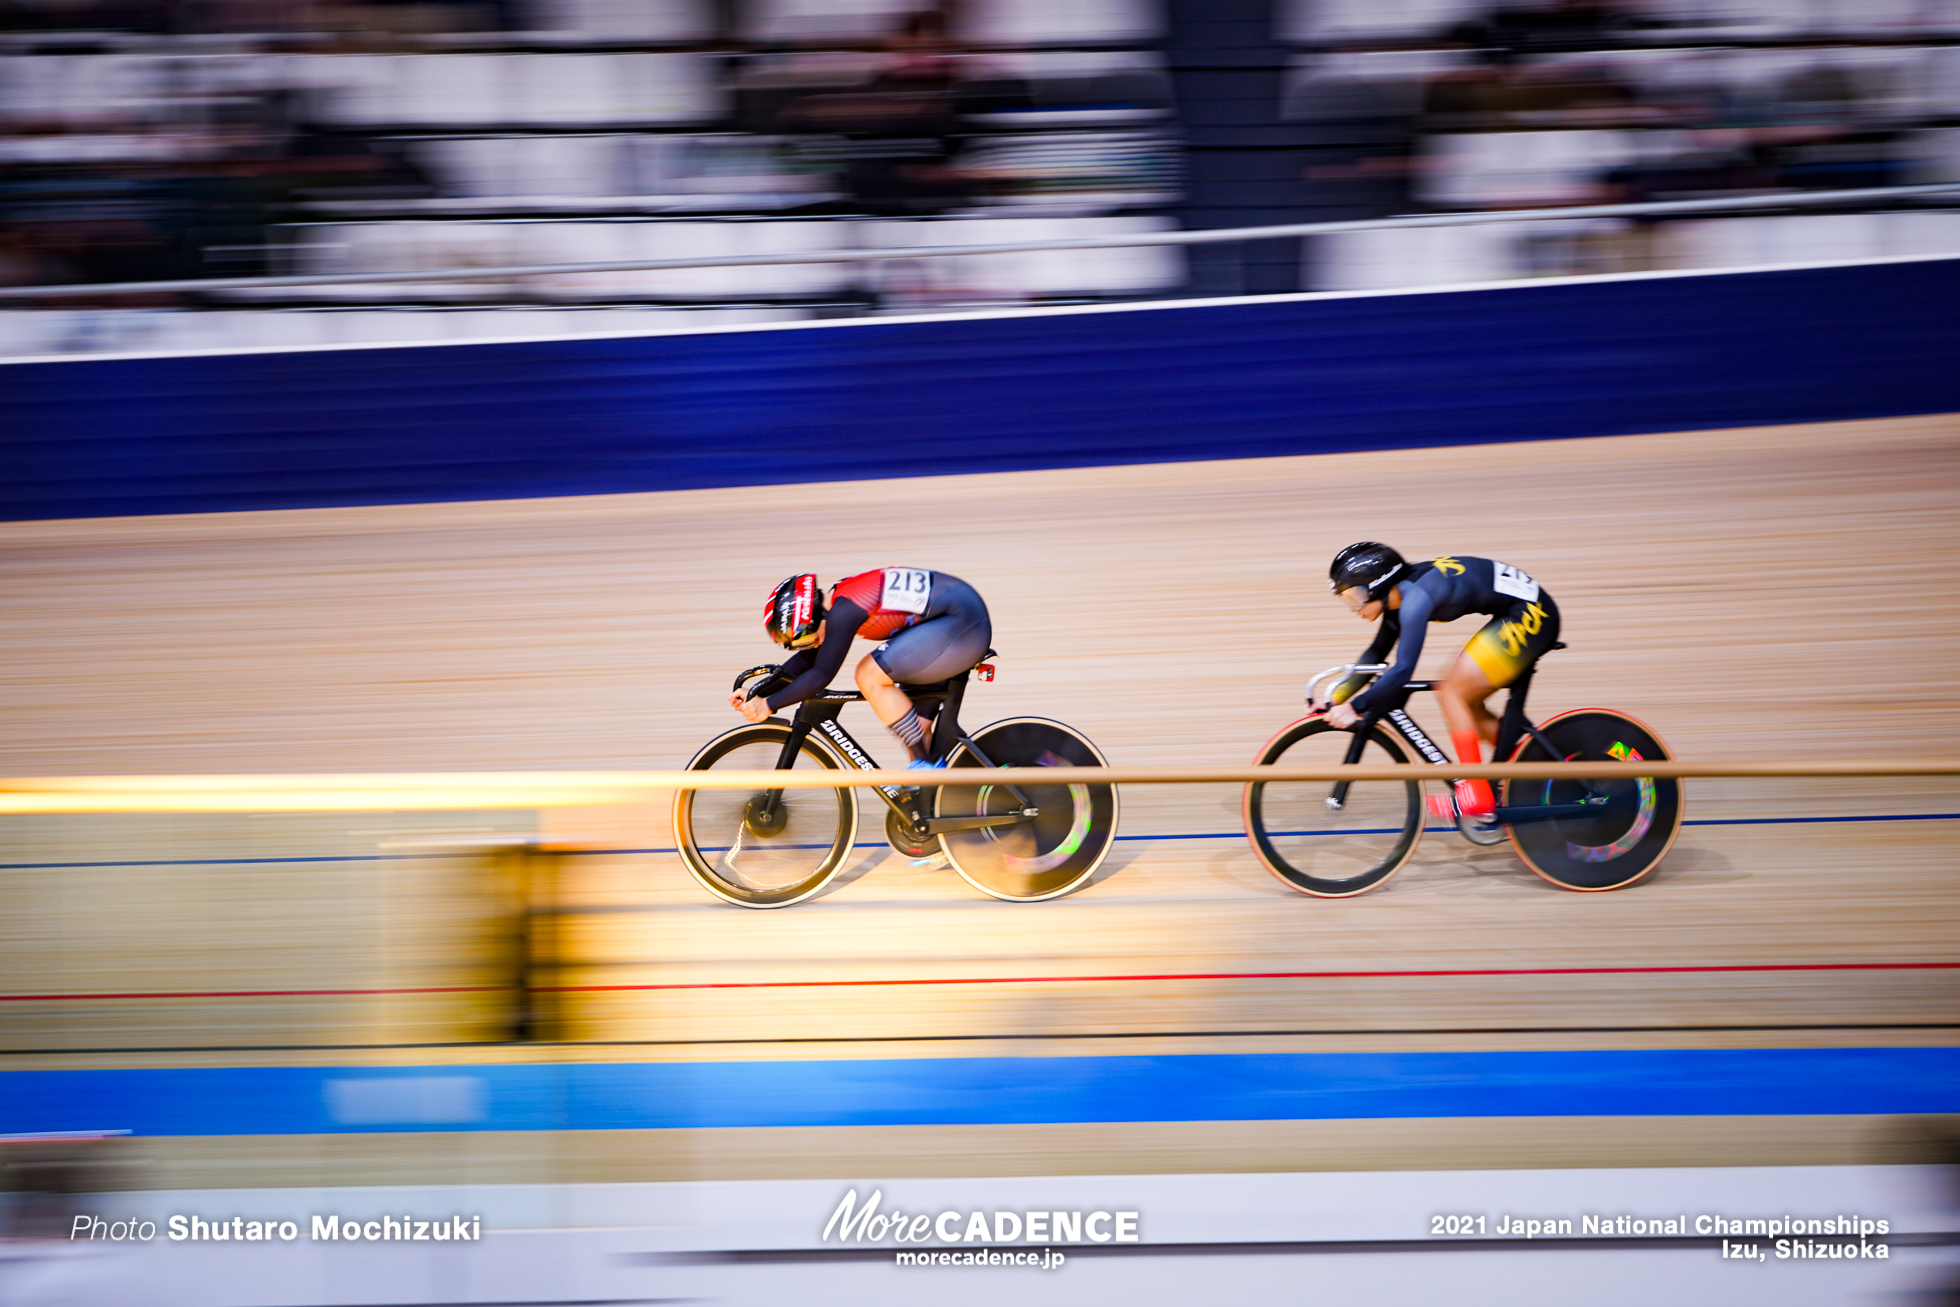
[1492,562,1539,602]
[881,567,932,614]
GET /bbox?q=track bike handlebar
[732,664,866,706]
[1304,663,1390,712]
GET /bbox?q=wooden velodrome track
[3,413,1958,1183]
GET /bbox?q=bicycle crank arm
[1492,797,1609,825]
[922,809,1038,836]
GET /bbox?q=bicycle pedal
[1424,793,1457,822]
[909,852,951,871]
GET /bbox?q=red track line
[5,961,1956,1003]
[539,959,1960,994]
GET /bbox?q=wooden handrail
[3,760,1956,812]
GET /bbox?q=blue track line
[6,812,1954,870]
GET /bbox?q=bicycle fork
[744,711,909,834]
[732,718,811,838]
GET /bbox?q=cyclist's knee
[1438,659,1494,705]
[855,653,894,692]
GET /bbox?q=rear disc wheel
[936,717,1117,902]
[1504,709,1683,891]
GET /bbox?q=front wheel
[672,722,859,908]
[1504,709,1683,891]
[1243,718,1423,897]
[936,717,1118,902]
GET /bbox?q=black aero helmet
[1329,542,1407,601]
[765,573,825,649]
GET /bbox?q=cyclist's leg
[1439,649,1504,751]
[854,653,927,758]
[1434,655,1502,819]
[1444,597,1560,818]
[858,585,992,762]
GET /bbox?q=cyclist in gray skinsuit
[738,567,992,765]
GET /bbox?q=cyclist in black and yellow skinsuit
[1322,543,1560,821]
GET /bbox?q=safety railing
[4,181,1959,303]
[6,760,1960,811]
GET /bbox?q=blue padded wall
[4,259,1956,521]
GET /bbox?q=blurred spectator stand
[3,0,1960,352]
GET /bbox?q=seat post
[930,671,970,760]
[1494,665,1535,763]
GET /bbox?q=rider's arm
[1332,616,1399,705]
[761,598,869,711]
[1349,586,1435,712]
[746,650,815,705]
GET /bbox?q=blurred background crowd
[2,0,1958,352]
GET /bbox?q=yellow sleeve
[1330,673,1372,705]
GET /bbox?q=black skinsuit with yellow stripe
[1340,556,1560,714]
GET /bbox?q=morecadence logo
[822,1189,1138,1247]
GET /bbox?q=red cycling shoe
[1427,780,1496,823]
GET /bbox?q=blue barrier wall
[4,258,1957,521]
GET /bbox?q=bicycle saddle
[898,651,998,697]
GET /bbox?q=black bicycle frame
[1347,661,1606,826]
[745,663,1039,841]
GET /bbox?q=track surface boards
[3,415,1958,1065]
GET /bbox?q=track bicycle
[674,652,1119,907]
[1242,644,1681,896]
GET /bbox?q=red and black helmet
[765,574,825,649]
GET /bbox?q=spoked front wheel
[672,723,859,908]
[936,717,1118,902]
[1504,709,1683,891]
[1243,718,1423,897]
